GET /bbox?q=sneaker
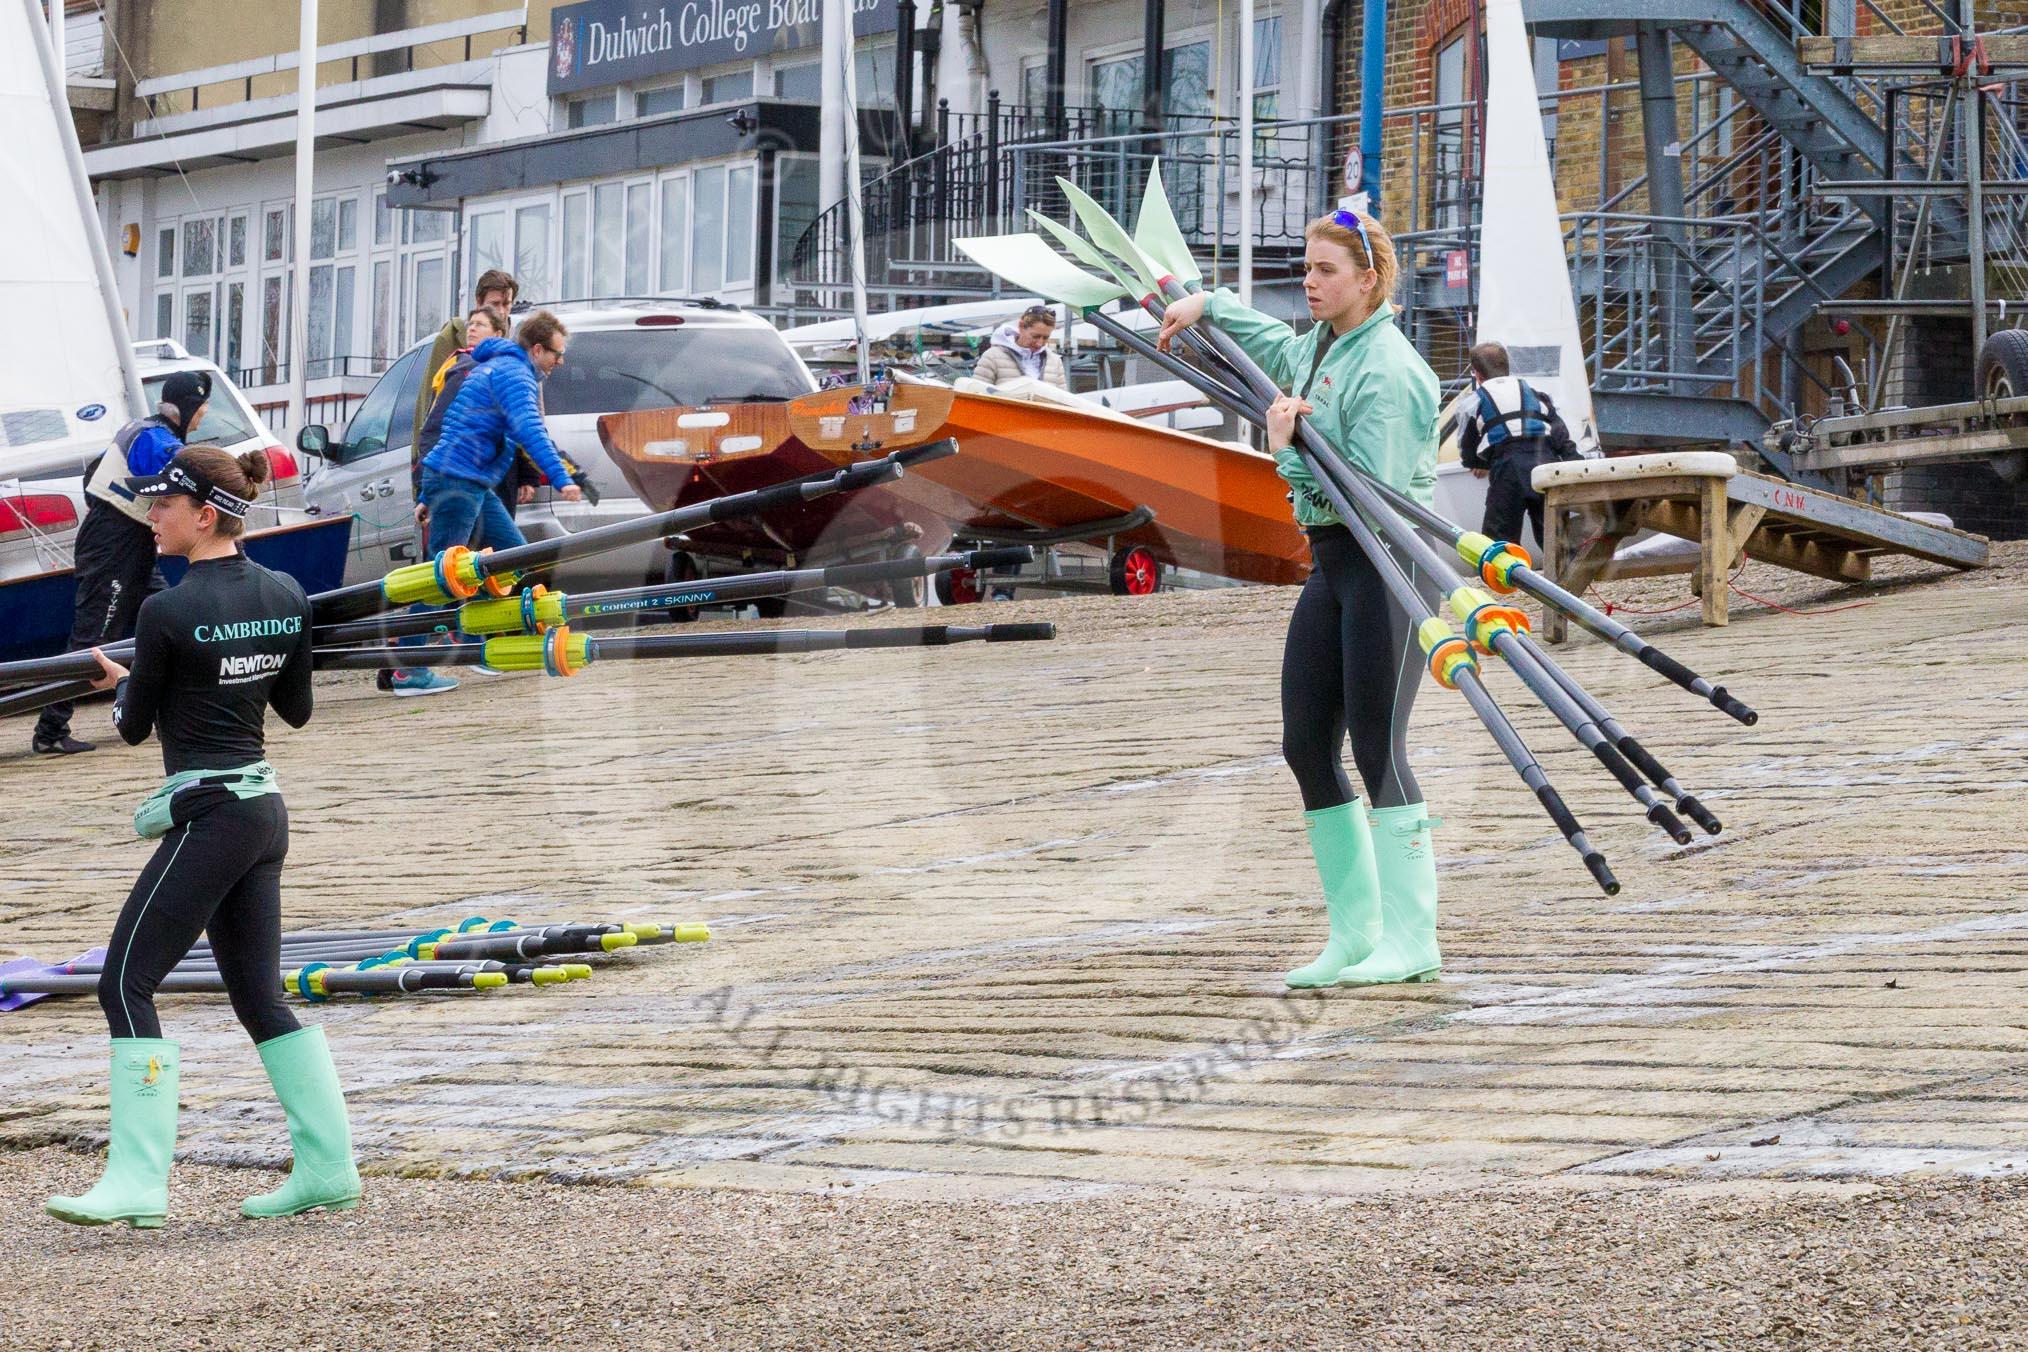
[32,734,96,755]
[387,668,460,697]
[463,663,503,678]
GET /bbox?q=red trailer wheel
[1109,546,1161,596]
[936,567,982,605]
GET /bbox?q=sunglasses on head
[1330,208,1375,263]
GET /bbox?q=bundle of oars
[0,440,1055,712]
[954,165,1760,895]
[0,916,703,1008]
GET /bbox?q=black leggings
[1281,524,1424,812]
[99,791,300,1044]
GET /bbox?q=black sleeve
[112,597,171,746]
[270,585,315,729]
[1538,391,1578,459]
[1458,410,1485,469]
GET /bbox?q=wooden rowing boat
[598,379,1309,586]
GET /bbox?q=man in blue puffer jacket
[419,310,582,555]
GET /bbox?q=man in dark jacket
[413,269,517,452]
[33,372,210,754]
[1457,341,1578,545]
[418,310,581,555]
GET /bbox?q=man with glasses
[417,309,582,560]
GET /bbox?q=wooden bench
[1532,453,1990,643]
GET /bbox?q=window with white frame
[773,61,819,101]
[637,82,687,115]
[401,207,452,349]
[567,92,618,128]
[514,201,554,303]
[561,189,590,300]
[658,172,690,293]
[306,192,360,379]
[700,68,754,104]
[1251,15,1282,124]
[773,154,819,290]
[150,209,251,371]
[469,209,508,283]
[591,181,625,296]
[625,181,654,293]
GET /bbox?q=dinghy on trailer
[598,378,1312,595]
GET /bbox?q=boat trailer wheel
[1109,545,1161,597]
[936,567,983,606]
[663,550,703,623]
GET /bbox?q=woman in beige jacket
[972,306,1067,388]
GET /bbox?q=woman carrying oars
[1158,209,1445,987]
[44,446,361,1228]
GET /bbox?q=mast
[288,0,318,436]
[832,0,872,386]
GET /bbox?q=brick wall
[1878,317,2028,538]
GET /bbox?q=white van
[300,299,817,589]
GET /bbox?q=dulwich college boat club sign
[548,0,898,94]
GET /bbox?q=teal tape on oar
[296,963,331,1002]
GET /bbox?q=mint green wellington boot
[241,1026,361,1218]
[45,1039,179,1228]
[1338,804,1442,985]
[1284,801,1383,988]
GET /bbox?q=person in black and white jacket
[1457,341,1579,544]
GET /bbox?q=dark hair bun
[237,448,272,487]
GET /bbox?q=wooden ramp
[1534,452,1990,642]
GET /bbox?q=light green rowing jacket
[1204,292,1440,526]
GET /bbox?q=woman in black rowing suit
[44,445,362,1229]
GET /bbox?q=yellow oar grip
[460,584,567,637]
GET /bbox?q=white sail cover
[1476,0,1599,456]
[0,0,146,481]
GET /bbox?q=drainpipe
[1046,0,1067,133]
[1635,23,1692,391]
[288,0,318,436]
[1142,0,1165,134]
[1240,0,1254,306]
[896,0,916,152]
[1358,0,1386,213]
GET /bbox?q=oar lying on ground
[0,441,959,708]
[313,623,1058,678]
[313,546,1039,645]
[0,917,706,1009]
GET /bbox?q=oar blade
[1054,177,1167,295]
[953,232,1126,310]
[1025,209,1127,285]
[1134,161,1202,288]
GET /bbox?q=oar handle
[1530,782,1620,897]
[959,546,1036,571]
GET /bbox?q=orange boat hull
[600,385,1310,585]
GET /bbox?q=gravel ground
[5,541,2023,1350]
[7,1147,2026,1350]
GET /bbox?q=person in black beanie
[32,370,211,755]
